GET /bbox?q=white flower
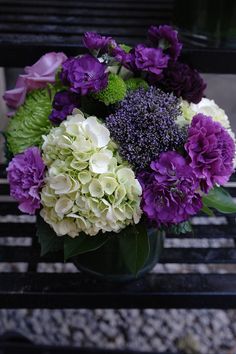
[41,111,142,237]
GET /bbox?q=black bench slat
[1,246,236,264]
[1,223,235,239]
[0,1,173,10]
[0,272,236,309]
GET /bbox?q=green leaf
[36,216,64,256]
[64,233,109,261]
[119,223,150,276]
[201,204,215,217]
[168,221,192,235]
[203,186,236,214]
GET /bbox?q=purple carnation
[49,90,80,125]
[156,61,206,104]
[134,44,169,75]
[83,32,113,53]
[7,147,45,215]
[60,55,108,95]
[148,25,183,61]
[185,114,235,193]
[138,151,202,226]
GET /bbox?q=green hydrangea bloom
[41,110,142,237]
[125,78,149,92]
[93,74,126,106]
[6,88,54,155]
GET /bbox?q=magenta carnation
[134,44,169,75]
[138,151,202,226]
[60,55,108,95]
[83,32,113,53]
[7,147,45,215]
[185,114,235,193]
[148,25,183,61]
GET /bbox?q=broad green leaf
[36,216,64,256]
[203,186,236,214]
[119,223,150,276]
[201,204,215,217]
[64,233,109,261]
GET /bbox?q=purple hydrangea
[134,44,169,75]
[138,151,202,226]
[83,32,113,53]
[7,147,45,215]
[185,114,235,193]
[106,87,187,170]
[156,61,206,104]
[148,25,183,61]
[60,55,108,95]
[49,90,80,125]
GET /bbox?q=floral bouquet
[3,25,236,280]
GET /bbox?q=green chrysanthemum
[6,88,54,155]
[125,78,149,92]
[93,73,126,106]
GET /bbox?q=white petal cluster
[41,110,142,237]
[177,98,231,129]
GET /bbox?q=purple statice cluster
[106,86,187,170]
[138,151,203,226]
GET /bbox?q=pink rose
[3,52,67,109]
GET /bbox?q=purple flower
[49,90,80,125]
[156,61,206,104]
[83,32,113,53]
[185,114,235,193]
[138,151,202,226]
[134,44,169,75]
[3,52,67,109]
[60,55,108,95]
[7,147,45,215]
[106,87,186,170]
[148,25,183,61]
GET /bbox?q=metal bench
[1,163,236,309]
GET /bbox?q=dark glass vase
[174,0,236,48]
[73,228,164,282]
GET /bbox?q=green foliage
[93,73,126,106]
[168,221,192,235]
[203,186,236,214]
[64,233,109,261]
[119,223,150,275]
[119,44,132,53]
[6,87,55,155]
[125,78,149,92]
[36,216,64,256]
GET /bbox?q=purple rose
[7,147,45,215]
[60,55,108,95]
[185,114,235,193]
[156,61,206,104]
[49,90,80,125]
[83,32,113,53]
[148,25,183,61]
[134,44,169,75]
[138,151,202,226]
[3,52,67,109]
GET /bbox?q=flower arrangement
[3,25,236,278]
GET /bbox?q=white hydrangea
[41,110,142,237]
[177,98,231,129]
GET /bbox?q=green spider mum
[93,73,126,106]
[6,87,55,155]
[125,78,149,92]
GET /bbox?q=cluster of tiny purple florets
[106,86,187,170]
